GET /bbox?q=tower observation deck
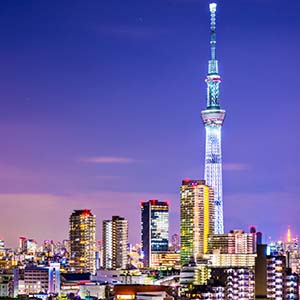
[201,2,226,234]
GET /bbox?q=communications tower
[201,2,226,234]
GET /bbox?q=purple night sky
[1,0,300,247]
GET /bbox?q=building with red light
[69,209,96,274]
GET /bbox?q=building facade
[24,266,49,294]
[141,200,169,268]
[266,255,299,300]
[103,216,128,269]
[180,180,214,265]
[225,268,255,300]
[208,230,255,255]
[69,209,96,274]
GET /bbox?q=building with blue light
[141,200,169,268]
[201,2,226,234]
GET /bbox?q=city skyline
[1,0,300,247]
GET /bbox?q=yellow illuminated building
[195,260,211,285]
[69,209,96,273]
[205,253,256,268]
[150,251,181,270]
[180,179,214,265]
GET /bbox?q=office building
[103,216,128,269]
[141,200,169,267]
[69,209,96,274]
[26,239,37,255]
[180,180,214,264]
[150,251,181,270]
[19,237,27,253]
[208,229,255,254]
[24,265,49,294]
[48,263,61,295]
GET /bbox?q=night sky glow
[1,0,300,246]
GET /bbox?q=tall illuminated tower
[201,2,226,234]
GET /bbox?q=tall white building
[103,216,128,269]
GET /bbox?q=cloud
[223,163,250,171]
[80,156,138,164]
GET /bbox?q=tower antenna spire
[209,2,217,61]
[287,225,291,243]
[206,2,221,109]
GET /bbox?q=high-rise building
[180,179,214,264]
[19,237,27,253]
[170,233,180,252]
[141,200,169,267]
[26,239,37,255]
[48,263,61,295]
[208,229,255,254]
[255,244,268,299]
[267,255,286,300]
[0,240,4,251]
[69,209,96,274]
[103,216,128,270]
[201,2,226,234]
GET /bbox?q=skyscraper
[141,200,169,267]
[103,216,128,269]
[180,179,215,265]
[69,209,96,274]
[201,2,226,234]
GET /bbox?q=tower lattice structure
[201,3,226,234]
